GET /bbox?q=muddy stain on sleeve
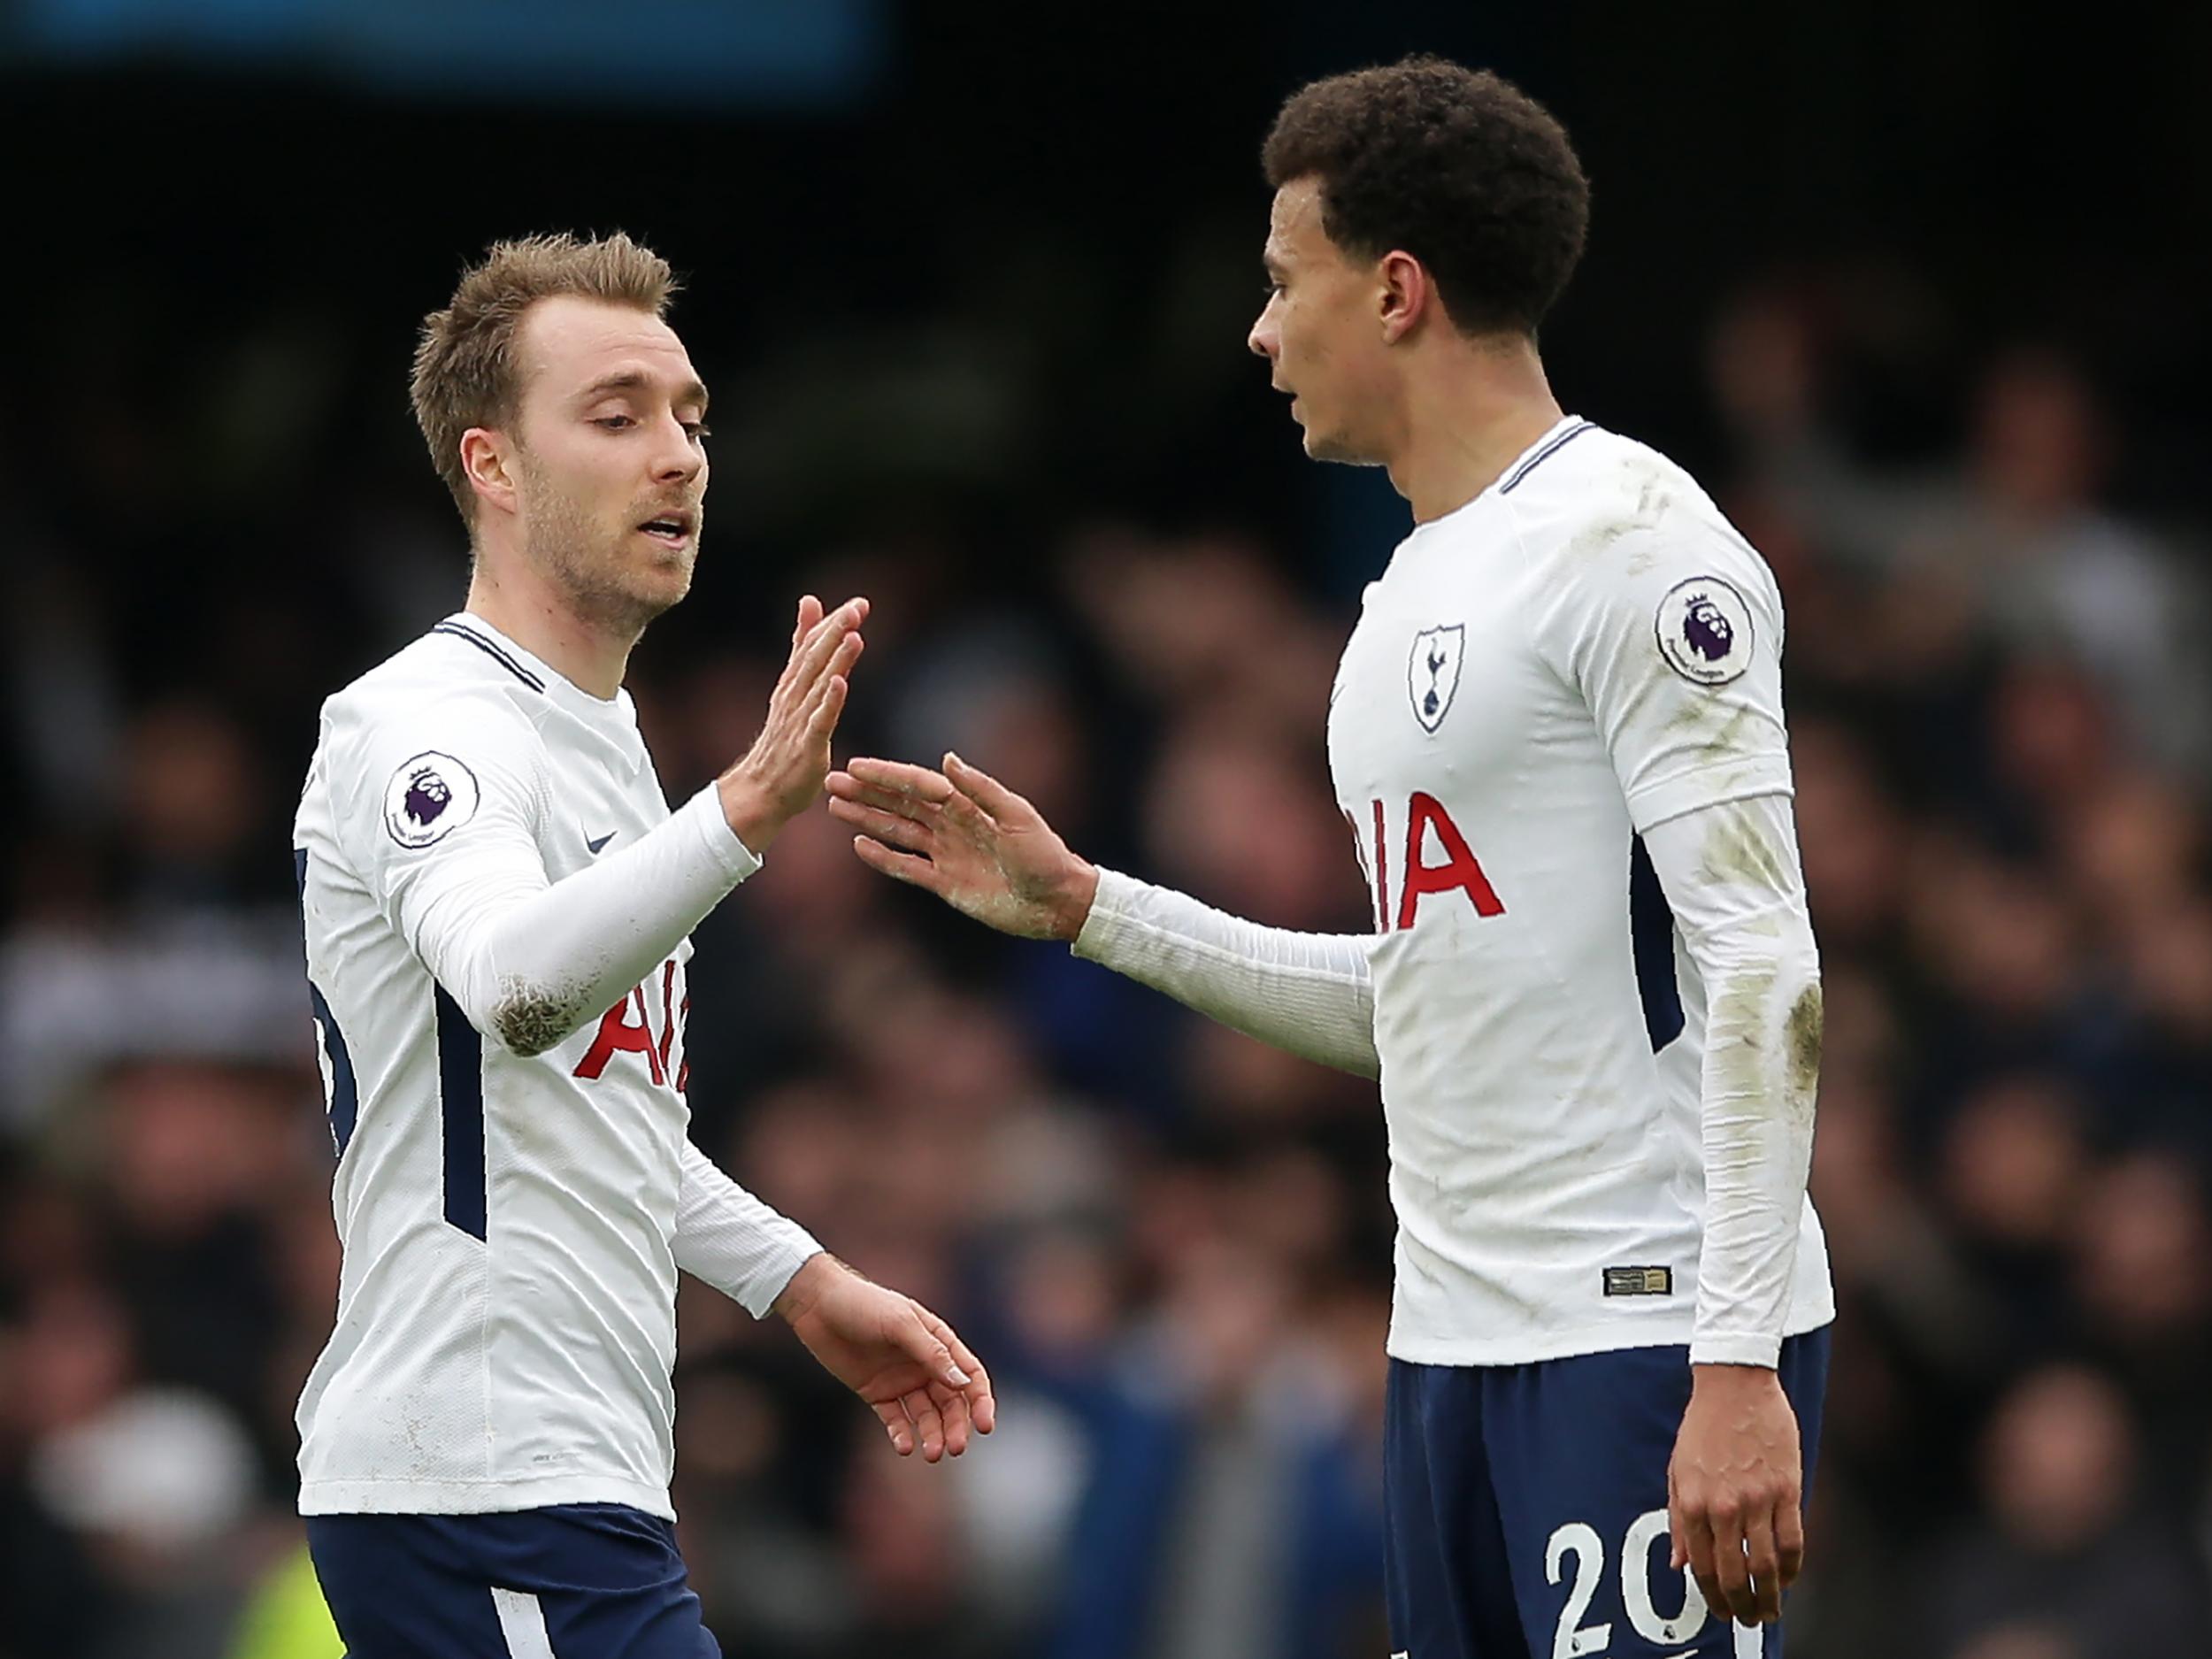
[1785,982,1824,1119]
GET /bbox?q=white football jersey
[1328,418,1834,1365]
[292,614,816,1519]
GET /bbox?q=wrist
[1052,857,1101,942]
[770,1250,837,1324]
[718,769,785,854]
[1690,1360,1781,1394]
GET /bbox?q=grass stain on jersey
[1786,983,1824,1114]
[1666,698,1754,756]
[1565,473,1671,565]
[1697,803,1790,891]
[491,983,585,1057]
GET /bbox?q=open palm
[825,753,1095,941]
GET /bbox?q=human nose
[650,411,703,483]
[1248,301,1278,360]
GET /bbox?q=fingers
[804,675,850,747]
[900,1388,948,1463]
[832,757,1008,857]
[827,796,934,854]
[1674,1501,1725,1631]
[942,751,1032,824]
[933,1381,972,1457]
[1776,1487,1807,1592]
[792,594,823,649]
[872,1398,915,1457]
[802,634,864,735]
[917,1308,995,1435]
[771,597,866,717]
[839,757,956,805]
[788,597,868,691]
[827,772,944,824]
[780,595,838,678]
[1706,1505,1757,1626]
[890,1308,972,1391]
[852,835,943,891]
[1743,1507,1784,1624]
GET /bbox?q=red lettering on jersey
[573,985,667,1086]
[657,960,679,1080]
[1395,791,1504,929]
[674,991,692,1094]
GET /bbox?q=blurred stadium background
[5,4,2212,1656]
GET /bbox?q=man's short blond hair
[411,231,678,525]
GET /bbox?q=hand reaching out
[825,752,1098,941]
[718,595,868,853]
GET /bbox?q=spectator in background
[1930,1364,2208,1658]
[1048,1233,1386,1659]
[1711,287,2212,785]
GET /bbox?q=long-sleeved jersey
[292,613,818,1519]
[1078,418,1832,1368]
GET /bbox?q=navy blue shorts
[307,1502,718,1658]
[1384,1328,1830,1659]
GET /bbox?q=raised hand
[825,752,1098,941]
[773,1255,995,1463]
[718,595,868,852]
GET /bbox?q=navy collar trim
[1499,419,1594,495]
[431,621,545,692]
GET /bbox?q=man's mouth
[636,509,696,548]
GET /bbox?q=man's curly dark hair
[1263,56,1590,338]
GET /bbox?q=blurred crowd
[4,264,2211,1659]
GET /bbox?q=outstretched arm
[337,597,865,1056]
[826,754,1379,1078]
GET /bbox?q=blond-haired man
[292,232,992,1656]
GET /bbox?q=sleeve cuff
[685,785,764,883]
[1627,758,1794,834]
[1689,1333,1783,1368]
[738,1233,825,1320]
[1071,865,1140,963]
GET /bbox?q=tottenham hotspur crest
[1408,624,1465,733]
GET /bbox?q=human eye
[682,420,710,442]
[594,414,636,431]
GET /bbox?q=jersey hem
[1385,1305,1834,1369]
[298,1471,674,1521]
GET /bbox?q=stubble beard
[1304,424,1386,467]
[522,480,693,641]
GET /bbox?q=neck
[464,542,634,700]
[1383,334,1565,524]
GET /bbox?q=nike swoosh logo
[586,831,617,854]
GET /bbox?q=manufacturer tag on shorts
[1603,1265,1674,1297]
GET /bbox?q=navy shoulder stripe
[1499,420,1594,495]
[431,623,544,692]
